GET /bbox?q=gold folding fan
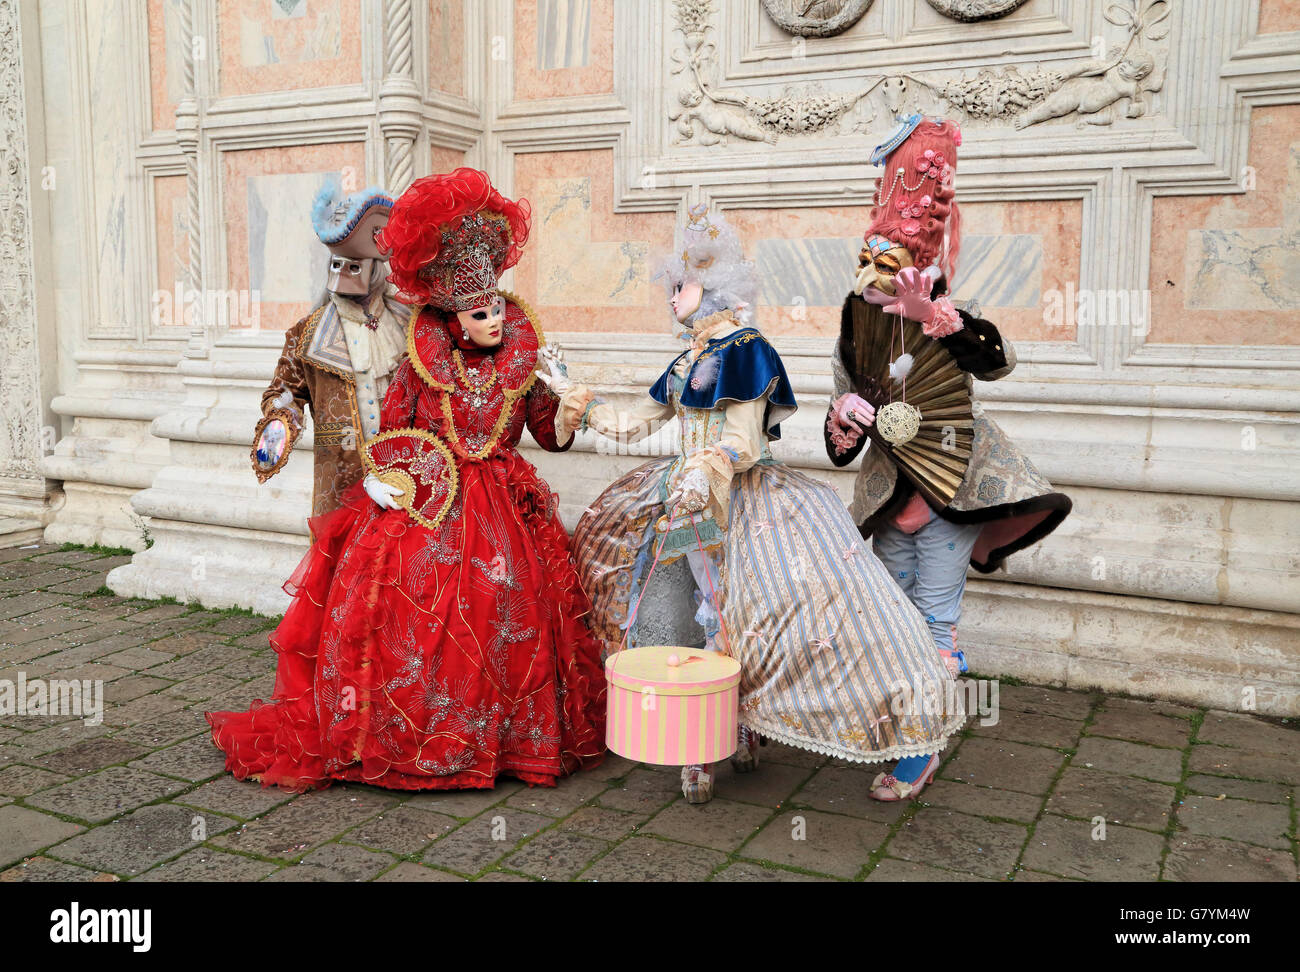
[846,296,974,509]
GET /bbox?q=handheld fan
[363,429,459,530]
[845,294,973,508]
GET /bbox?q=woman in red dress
[207,169,606,791]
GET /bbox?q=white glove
[270,388,303,429]
[363,473,404,510]
[667,467,710,515]
[534,345,573,396]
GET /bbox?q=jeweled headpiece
[378,168,531,310]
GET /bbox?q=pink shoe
[869,753,940,802]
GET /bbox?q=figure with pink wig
[827,115,1072,800]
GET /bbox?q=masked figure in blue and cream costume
[251,178,409,515]
[537,205,963,805]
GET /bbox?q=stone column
[379,0,421,195]
[0,0,55,546]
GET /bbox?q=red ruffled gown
[207,298,606,791]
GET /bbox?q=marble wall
[8,0,1299,714]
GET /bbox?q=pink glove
[828,393,875,455]
[881,267,934,323]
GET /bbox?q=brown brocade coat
[262,298,407,516]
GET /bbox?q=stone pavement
[0,542,1296,882]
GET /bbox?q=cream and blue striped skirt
[573,458,965,764]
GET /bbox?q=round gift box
[605,646,741,766]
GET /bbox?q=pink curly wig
[865,118,963,280]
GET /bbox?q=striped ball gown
[574,456,965,765]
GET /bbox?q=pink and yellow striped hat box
[605,646,741,766]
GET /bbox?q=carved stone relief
[669,0,1170,144]
[759,0,874,37]
[924,0,1030,22]
[0,0,44,485]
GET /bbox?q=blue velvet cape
[648,326,798,440]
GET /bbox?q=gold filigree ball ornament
[876,401,922,445]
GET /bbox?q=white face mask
[455,295,507,347]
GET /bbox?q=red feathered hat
[377,168,531,310]
[865,117,962,280]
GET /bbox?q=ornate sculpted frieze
[924,0,1030,22]
[668,0,1170,143]
[0,0,44,485]
[759,0,874,37]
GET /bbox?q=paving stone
[47,574,115,596]
[114,708,209,748]
[504,774,608,817]
[129,735,228,782]
[974,708,1081,750]
[476,870,533,882]
[49,803,234,876]
[0,561,56,582]
[1087,707,1192,749]
[1176,793,1292,850]
[103,674,173,702]
[1021,814,1163,881]
[741,809,887,879]
[133,847,280,882]
[1197,712,1300,758]
[923,782,1044,823]
[1012,868,1082,882]
[1073,736,1183,784]
[127,604,198,624]
[1188,745,1300,785]
[559,805,648,841]
[598,767,681,813]
[3,723,109,759]
[759,741,826,769]
[0,567,88,591]
[581,835,725,882]
[34,736,149,775]
[867,858,992,882]
[374,861,465,882]
[261,863,343,882]
[0,764,70,797]
[794,764,909,822]
[997,685,1096,720]
[0,855,113,882]
[1163,835,1297,882]
[160,673,242,703]
[28,550,107,567]
[0,592,71,619]
[211,787,397,860]
[299,842,396,881]
[1184,774,1290,804]
[212,654,275,683]
[100,645,183,671]
[709,759,812,809]
[420,809,550,875]
[345,806,459,856]
[207,615,276,637]
[176,775,294,820]
[581,753,638,781]
[888,809,1026,880]
[1045,766,1175,832]
[142,631,231,658]
[103,692,187,728]
[25,765,189,824]
[939,737,1066,795]
[642,797,772,852]
[147,645,256,681]
[401,780,523,818]
[0,805,84,868]
[503,829,609,880]
[714,860,836,882]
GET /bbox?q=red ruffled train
[207,453,606,793]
